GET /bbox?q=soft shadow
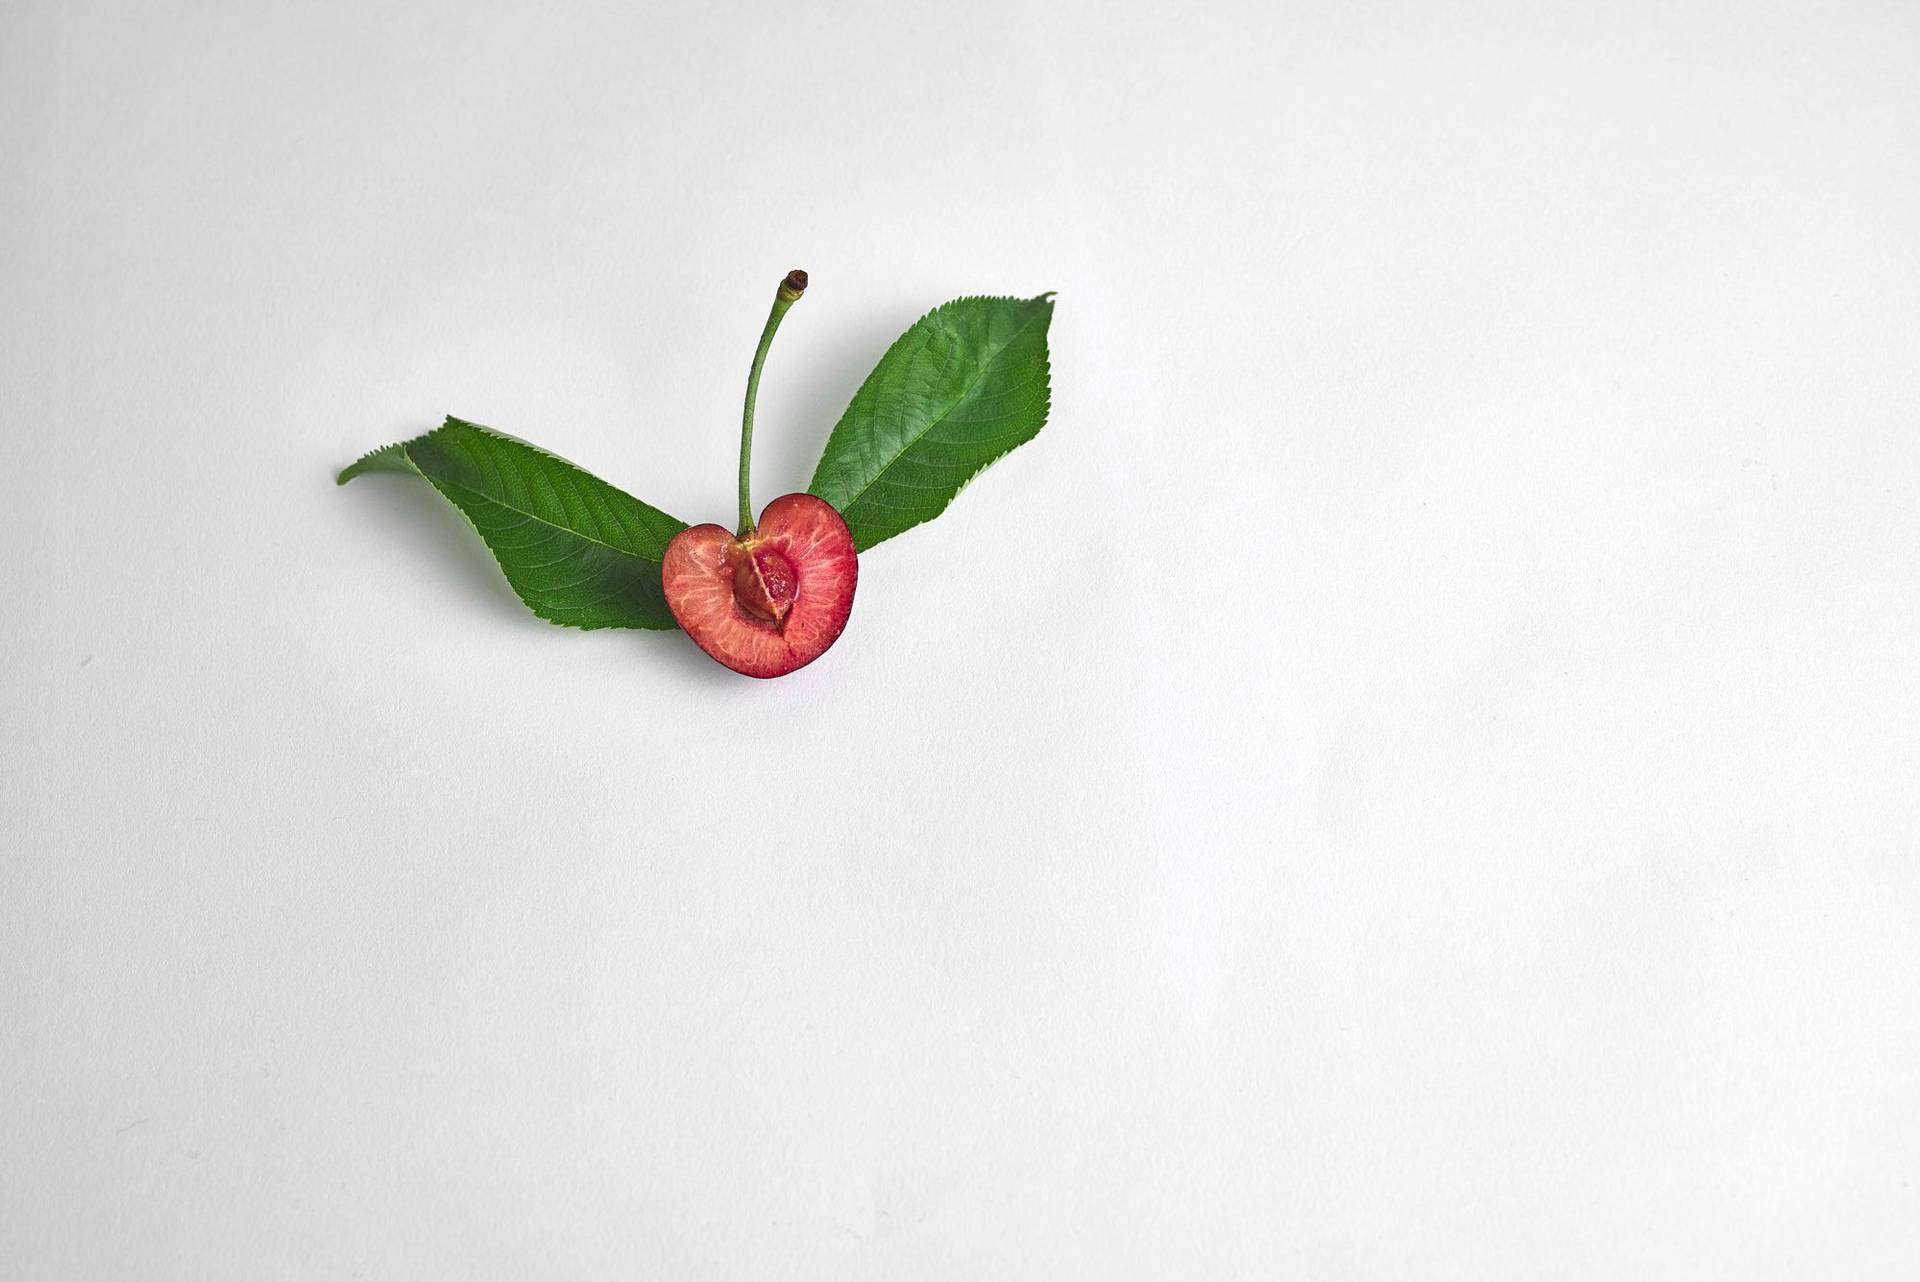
[762,315,913,493]
[336,460,748,687]
[633,627,752,690]
[338,466,535,628]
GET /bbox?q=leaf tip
[337,441,416,485]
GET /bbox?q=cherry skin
[662,492,857,678]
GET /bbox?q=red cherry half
[662,492,858,678]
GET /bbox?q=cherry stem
[738,269,808,534]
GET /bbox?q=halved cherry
[662,493,857,678]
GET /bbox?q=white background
[4,0,1917,1276]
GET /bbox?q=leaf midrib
[831,300,1050,517]
[424,458,672,565]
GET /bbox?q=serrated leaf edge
[336,441,418,484]
[339,416,685,632]
[810,293,1055,548]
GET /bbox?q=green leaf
[808,293,1053,551]
[339,416,687,630]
